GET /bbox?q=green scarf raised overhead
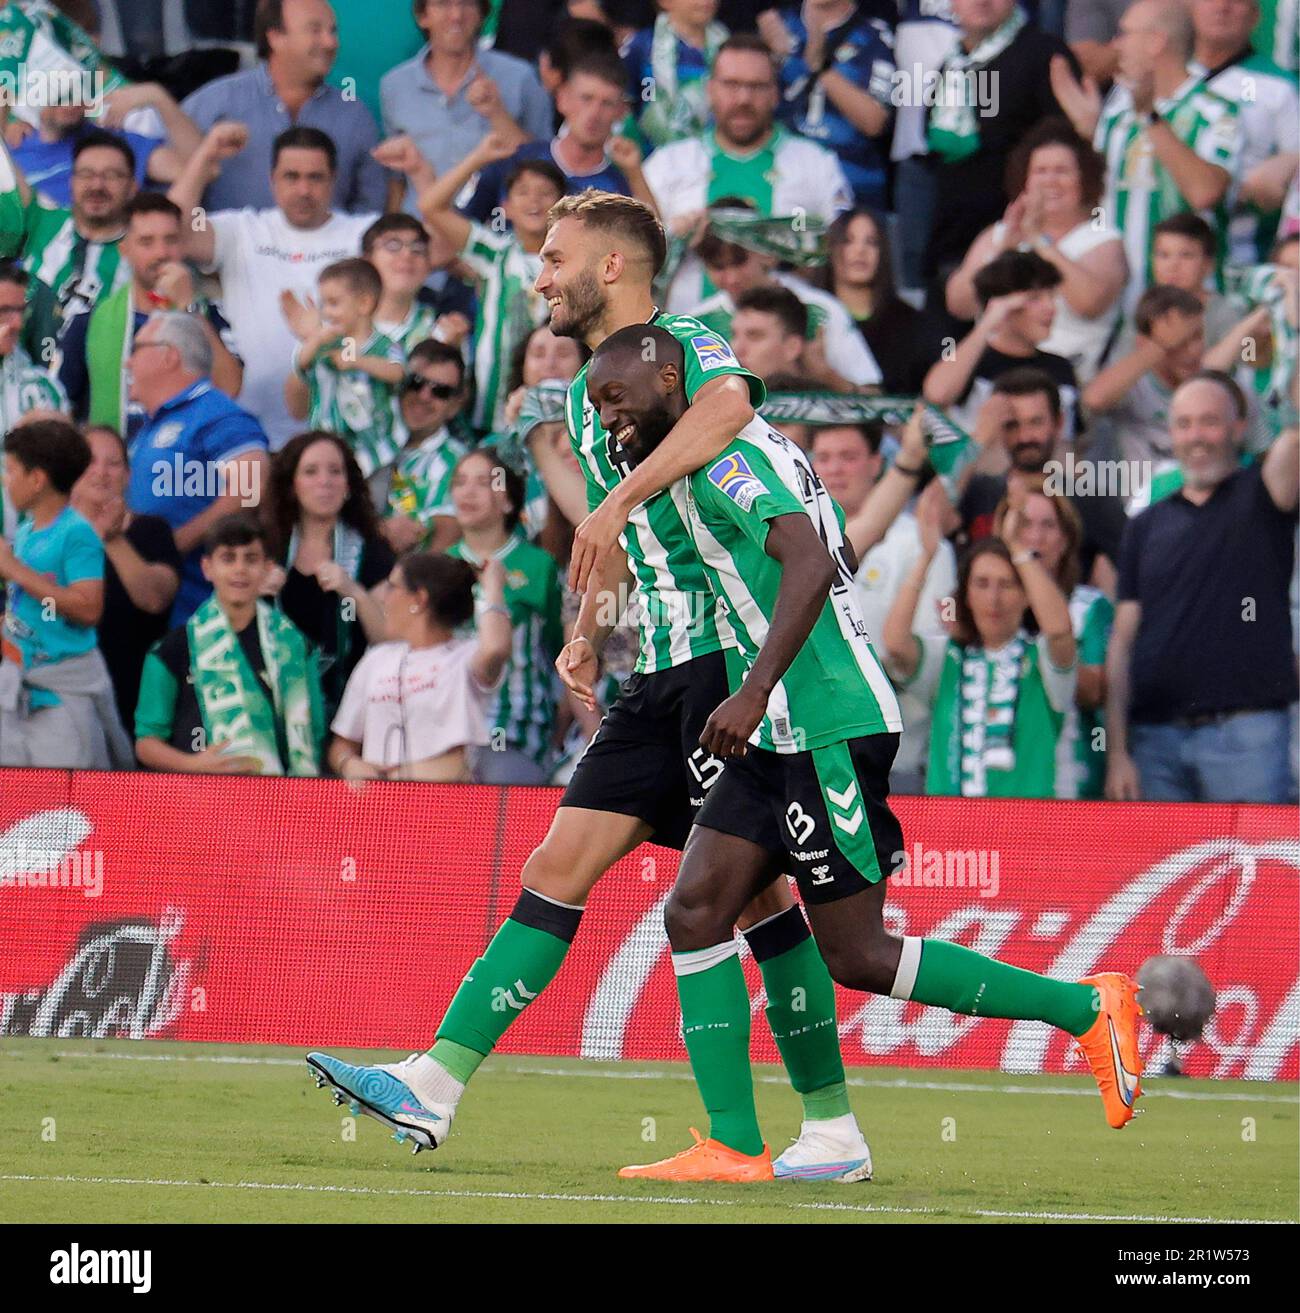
[85,282,134,432]
[186,596,322,777]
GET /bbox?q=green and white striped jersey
[1226,262,1300,438]
[375,302,441,356]
[301,329,405,478]
[0,342,68,434]
[1059,585,1113,801]
[1094,77,1241,309]
[681,419,903,752]
[450,532,564,766]
[567,312,765,674]
[460,221,547,433]
[0,189,128,364]
[386,425,469,532]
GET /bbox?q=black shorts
[694,734,904,904]
[561,648,732,850]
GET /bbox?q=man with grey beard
[1105,371,1298,804]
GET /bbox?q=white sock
[389,1054,465,1111]
[804,1111,862,1139]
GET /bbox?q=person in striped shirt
[0,124,135,366]
[375,132,562,435]
[283,257,405,483]
[307,190,878,1183]
[448,450,563,785]
[1051,0,1241,313]
[579,325,1144,1180]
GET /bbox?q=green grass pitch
[1,1039,1295,1224]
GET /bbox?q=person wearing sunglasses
[381,339,470,555]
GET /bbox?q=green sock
[431,901,578,1077]
[751,927,851,1122]
[909,938,1099,1038]
[675,946,764,1156]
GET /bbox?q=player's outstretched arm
[569,374,754,590]
[842,403,928,559]
[699,513,837,759]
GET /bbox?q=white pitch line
[0,1174,1288,1225]
[3,1049,1295,1106]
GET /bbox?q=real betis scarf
[0,2,130,128]
[488,378,570,473]
[1225,262,1300,436]
[282,521,364,687]
[926,6,1026,163]
[640,12,728,148]
[762,391,979,500]
[186,595,319,777]
[85,281,133,432]
[955,633,1028,796]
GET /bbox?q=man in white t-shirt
[168,122,381,446]
[641,35,853,312]
[811,423,957,793]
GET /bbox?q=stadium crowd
[0,0,1296,803]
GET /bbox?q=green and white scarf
[187,595,319,777]
[282,521,365,686]
[640,13,728,148]
[762,391,978,500]
[958,634,1027,796]
[489,378,570,473]
[926,6,1026,163]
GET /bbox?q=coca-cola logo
[0,909,191,1039]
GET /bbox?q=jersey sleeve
[674,321,766,408]
[1190,98,1241,173]
[1035,633,1077,715]
[691,440,804,549]
[63,517,105,584]
[1077,593,1114,666]
[459,220,508,283]
[133,643,180,742]
[331,648,373,743]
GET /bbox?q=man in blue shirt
[761,0,897,209]
[125,313,269,625]
[462,54,644,223]
[181,0,388,214]
[380,0,554,214]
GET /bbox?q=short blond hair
[546,189,667,277]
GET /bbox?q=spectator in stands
[282,256,405,484]
[540,15,622,98]
[1138,212,1246,346]
[924,249,1080,439]
[181,0,388,214]
[0,265,68,435]
[262,430,395,720]
[1051,0,1240,311]
[642,33,853,310]
[1106,373,1298,803]
[820,207,933,394]
[383,340,471,554]
[1083,285,1212,467]
[992,487,1112,799]
[363,213,475,357]
[812,418,958,794]
[167,123,381,446]
[730,284,858,391]
[0,129,137,361]
[1190,0,1300,265]
[447,450,564,785]
[889,0,959,297]
[958,369,1125,589]
[12,79,200,205]
[380,133,560,433]
[124,312,270,624]
[945,119,1127,383]
[58,193,243,442]
[0,417,130,768]
[623,1,729,149]
[380,0,553,213]
[923,0,1078,289]
[464,55,654,221]
[884,507,1079,799]
[1066,0,1129,84]
[687,197,881,387]
[135,512,325,775]
[326,550,512,781]
[758,0,896,209]
[71,423,182,729]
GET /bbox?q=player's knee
[663,885,728,953]
[521,838,583,902]
[820,938,896,995]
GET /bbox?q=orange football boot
[1076,972,1145,1128]
[618,1128,775,1181]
